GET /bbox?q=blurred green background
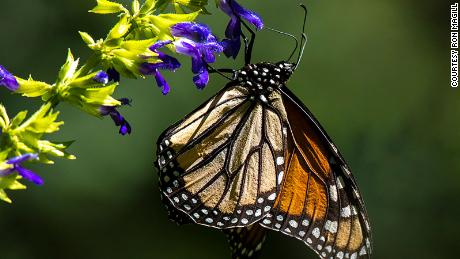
[0,0,455,258]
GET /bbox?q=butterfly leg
[206,63,237,80]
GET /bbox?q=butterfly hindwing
[260,86,372,259]
[224,223,267,259]
[156,84,285,228]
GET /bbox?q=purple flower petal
[16,165,44,185]
[191,56,206,74]
[93,71,109,84]
[171,22,223,89]
[0,65,19,91]
[154,70,170,95]
[220,0,264,30]
[157,52,181,70]
[110,112,124,126]
[118,98,132,106]
[119,121,131,135]
[99,101,132,135]
[174,40,201,59]
[0,168,15,176]
[171,22,212,42]
[150,40,172,51]
[106,68,120,82]
[221,38,241,59]
[1,153,43,185]
[99,106,113,116]
[193,70,209,89]
[225,16,241,39]
[6,153,38,164]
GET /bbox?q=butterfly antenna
[294,4,308,69]
[265,26,299,62]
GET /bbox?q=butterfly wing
[223,224,267,259]
[260,86,372,258]
[156,83,285,228]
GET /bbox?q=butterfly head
[236,61,295,93]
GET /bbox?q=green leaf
[132,0,140,14]
[10,111,28,128]
[15,77,53,98]
[0,174,26,204]
[79,31,95,45]
[56,49,79,85]
[89,0,127,14]
[15,103,63,134]
[107,15,132,40]
[147,11,200,39]
[174,0,209,13]
[0,105,9,128]
[140,0,157,14]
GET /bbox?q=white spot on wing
[325,220,338,234]
[330,184,338,202]
[259,95,268,103]
[341,206,351,217]
[277,171,284,185]
[276,157,284,165]
[312,227,320,238]
[267,193,276,201]
[289,220,298,228]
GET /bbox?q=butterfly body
[155,61,372,258]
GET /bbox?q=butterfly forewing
[156,84,285,228]
[260,86,372,258]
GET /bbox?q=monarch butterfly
[155,4,372,259]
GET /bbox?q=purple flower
[218,0,264,58]
[171,22,224,89]
[106,68,120,82]
[140,40,181,95]
[99,99,132,135]
[0,65,19,91]
[0,153,43,185]
[93,71,109,84]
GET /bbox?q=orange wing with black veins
[260,87,372,259]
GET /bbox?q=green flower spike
[0,103,75,203]
[15,50,121,117]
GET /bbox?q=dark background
[0,0,455,258]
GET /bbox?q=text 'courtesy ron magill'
[452,3,459,87]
